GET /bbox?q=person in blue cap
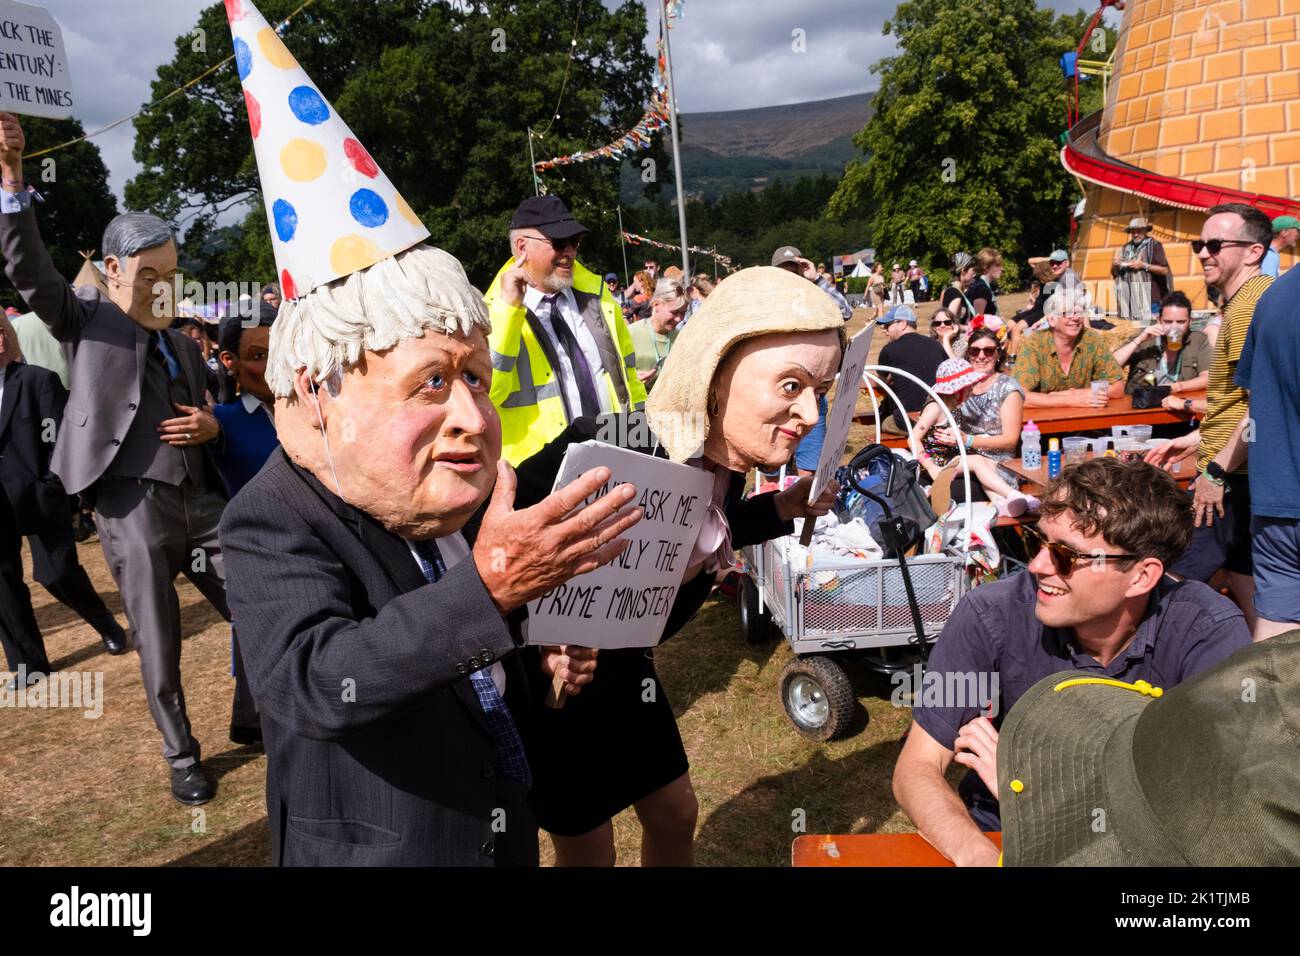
[876,304,948,434]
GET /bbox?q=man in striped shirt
[1147,203,1274,630]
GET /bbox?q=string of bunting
[533,0,684,173]
[622,230,734,272]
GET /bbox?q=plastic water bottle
[1047,437,1062,479]
[1021,421,1042,470]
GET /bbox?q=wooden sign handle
[545,672,567,709]
[798,515,816,547]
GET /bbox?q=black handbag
[838,444,938,557]
[1131,385,1171,409]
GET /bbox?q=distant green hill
[621,92,873,204]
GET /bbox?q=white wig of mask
[266,243,491,398]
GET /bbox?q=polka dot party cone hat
[224,0,429,300]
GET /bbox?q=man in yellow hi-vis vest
[485,196,646,464]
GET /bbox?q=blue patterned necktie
[410,538,531,789]
[539,294,601,418]
[149,330,183,381]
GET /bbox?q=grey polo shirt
[913,571,1250,753]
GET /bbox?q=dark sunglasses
[523,234,583,252]
[1016,524,1138,577]
[1191,238,1254,255]
[967,345,999,358]
[932,319,956,328]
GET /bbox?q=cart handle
[843,443,931,662]
[845,443,904,518]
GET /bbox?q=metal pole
[617,205,630,287]
[660,7,690,275]
[527,126,540,196]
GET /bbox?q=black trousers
[28,515,123,639]
[0,492,49,673]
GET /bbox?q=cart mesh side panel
[797,557,964,639]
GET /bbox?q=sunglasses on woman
[933,319,956,329]
[1016,524,1138,577]
[967,345,999,358]
[1190,238,1254,255]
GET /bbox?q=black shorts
[1169,474,1253,580]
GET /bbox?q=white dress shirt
[523,285,610,418]
[240,390,273,420]
[406,532,506,695]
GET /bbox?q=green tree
[828,0,1093,275]
[127,0,659,288]
[627,172,868,272]
[1,117,117,310]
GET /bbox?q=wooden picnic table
[792,832,1002,867]
[1003,450,1195,494]
[852,389,1206,451]
[1016,389,1205,435]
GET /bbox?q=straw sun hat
[645,266,845,462]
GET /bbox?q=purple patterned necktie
[540,294,600,418]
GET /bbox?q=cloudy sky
[39,0,1103,205]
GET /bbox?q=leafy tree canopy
[627,173,870,275]
[828,0,1103,276]
[127,0,660,289]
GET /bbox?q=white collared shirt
[522,284,610,419]
[405,532,506,695]
[239,391,273,420]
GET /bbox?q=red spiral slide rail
[1063,0,1300,222]
[1062,111,1300,219]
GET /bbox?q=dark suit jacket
[521,286,635,417]
[0,361,70,534]
[0,205,218,496]
[219,448,537,866]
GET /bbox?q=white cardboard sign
[526,441,713,650]
[807,325,875,502]
[0,2,72,118]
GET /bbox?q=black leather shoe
[229,724,263,747]
[72,512,95,543]
[100,629,128,656]
[170,763,215,805]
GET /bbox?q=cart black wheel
[738,576,774,644]
[779,656,856,741]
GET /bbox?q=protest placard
[0,2,72,119]
[526,441,713,650]
[808,325,875,501]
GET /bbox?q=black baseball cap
[508,196,589,240]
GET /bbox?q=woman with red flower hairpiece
[910,346,1035,514]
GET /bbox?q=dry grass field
[0,294,1023,866]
